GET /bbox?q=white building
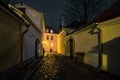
[14,3,45,63]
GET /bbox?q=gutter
[20,24,30,66]
[8,4,41,34]
[90,23,103,70]
[96,27,102,70]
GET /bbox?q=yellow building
[43,26,58,55]
[58,0,120,76]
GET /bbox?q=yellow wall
[0,7,21,72]
[99,17,120,76]
[57,29,66,54]
[43,33,58,53]
[58,16,120,76]
[65,25,99,67]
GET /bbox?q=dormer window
[46,29,49,33]
[50,29,53,33]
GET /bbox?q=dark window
[47,36,49,40]
[50,49,52,52]
[18,8,25,13]
[51,36,53,40]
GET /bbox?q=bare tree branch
[64,0,117,28]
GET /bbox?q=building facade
[0,1,45,78]
[43,26,58,55]
[0,2,22,74]
[58,0,120,76]
[14,3,45,63]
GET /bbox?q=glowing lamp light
[51,43,54,46]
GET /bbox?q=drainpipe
[91,23,102,70]
[96,27,102,70]
[20,24,30,66]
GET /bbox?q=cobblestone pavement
[30,54,120,80]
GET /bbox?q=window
[46,29,49,33]
[46,43,49,46]
[50,29,53,33]
[51,36,53,40]
[51,43,54,46]
[46,36,49,40]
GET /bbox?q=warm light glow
[46,43,49,46]
[42,41,49,46]
[46,29,49,33]
[57,34,63,54]
[43,31,58,53]
[51,43,54,46]
[102,54,107,70]
[50,29,53,33]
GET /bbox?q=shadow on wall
[103,37,120,75]
[89,37,120,75]
[88,46,99,54]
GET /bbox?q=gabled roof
[15,3,44,15]
[8,4,41,34]
[15,3,44,33]
[97,0,120,22]
[0,1,25,24]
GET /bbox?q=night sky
[11,0,67,29]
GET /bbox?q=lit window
[51,43,53,46]
[51,36,53,40]
[46,36,49,40]
[50,29,53,33]
[46,29,49,33]
[46,43,49,46]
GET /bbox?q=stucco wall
[23,26,40,62]
[58,29,66,54]
[16,3,44,61]
[43,33,58,52]
[16,4,44,33]
[0,8,21,72]
[66,26,99,67]
[99,17,120,76]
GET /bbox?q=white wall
[99,17,120,76]
[16,3,44,33]
[66,26,99,67]
[23,26,40,61]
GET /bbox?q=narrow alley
[30,54,120,80]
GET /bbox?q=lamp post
[89,23,103,70]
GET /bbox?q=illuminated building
[43,26,58,54]
[0,1,45,75]
[58,0,120,76]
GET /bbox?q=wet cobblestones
[30,54,120,80]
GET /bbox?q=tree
[64,0,117,27]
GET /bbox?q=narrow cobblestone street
[30,54,120,80]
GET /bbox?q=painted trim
[8,4,42,34]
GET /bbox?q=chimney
[61,15,65,29]
[20,0,23,5]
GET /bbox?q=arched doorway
[35,39,40,59]
[67,38,75,58]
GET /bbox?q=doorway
[35,39,40,59]
[68,38,75,58]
